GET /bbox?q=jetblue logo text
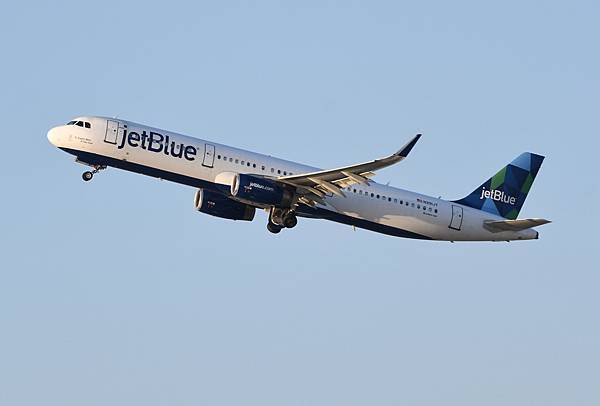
[479,187,516,205]
[248,182,275,192]
[118,129,197,161]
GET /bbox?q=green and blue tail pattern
[454,152,545,219]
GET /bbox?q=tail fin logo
[479,187,516,206]
[454,152,545,219]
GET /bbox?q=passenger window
[388,197,392,202]
[434,209,438,213]
[229,158,233,162]
[277,169,281,174]
[235,159,239,164]
[217,155,221,160]
[354,189,357,193]
[376,194,380,199]
[271,168,275,173]
[253,163,256,168]
[283,171,287,175]
[371,193,374,197]
[261,165,265,170]
[394,198,397,203]
[241,161,245,165]
[247,162,251,167]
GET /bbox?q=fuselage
[47,116,539,241]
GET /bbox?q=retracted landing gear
[81,165,106,182]
[267,207,298,234]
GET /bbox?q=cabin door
[449,205,463,231]
[202,143,215,168]
[104,120,119,144]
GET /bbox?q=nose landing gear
[81,165,106,182]
[267,207,298,234]
[82,171,94,181]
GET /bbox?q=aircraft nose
[47,127,60,146]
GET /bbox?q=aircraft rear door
[449,205,463,231]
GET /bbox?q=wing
[484,218,551,233]
[277,134,422,206]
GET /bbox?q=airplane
[47,116,550,241]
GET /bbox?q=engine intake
[194,189,255,221]
[231,174,294,208]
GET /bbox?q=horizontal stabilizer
[484,218,551,233]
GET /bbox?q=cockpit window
[67,120,91,128]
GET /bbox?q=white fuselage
[47,116,538,241]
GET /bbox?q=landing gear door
[104,120,119,144]
[449,205,463,231]
[202,143,215,168]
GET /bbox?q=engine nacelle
[231,174,294,207]
[194,189,255,221]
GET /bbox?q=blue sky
[0,1,598,405]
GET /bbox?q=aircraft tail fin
[453,152,545,219]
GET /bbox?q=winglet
[397,133,422,157]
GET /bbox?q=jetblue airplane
[47,116,550,241]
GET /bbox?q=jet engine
[194,189,255,221]
[230,174,294,208]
